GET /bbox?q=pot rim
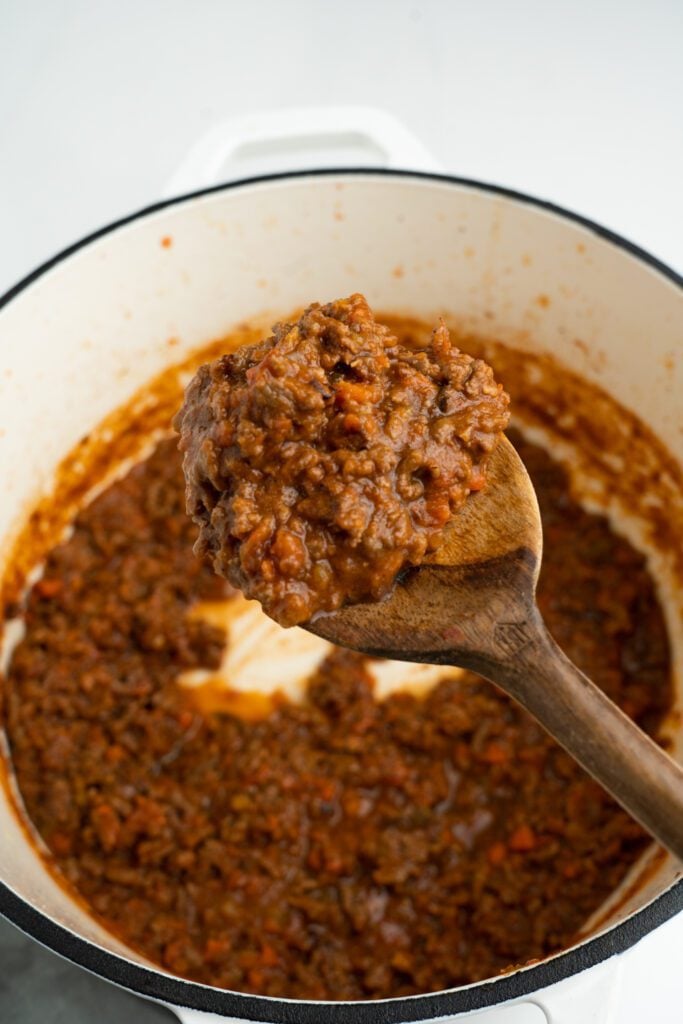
[1,167,681,1021]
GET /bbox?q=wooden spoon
[307,435,683,860]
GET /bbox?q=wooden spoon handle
[481,609,683,861]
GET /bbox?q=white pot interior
[0,173,681,992]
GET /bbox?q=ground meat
[175,295,510,626]
[2,427,671,1000]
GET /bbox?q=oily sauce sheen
[3,424,671,999]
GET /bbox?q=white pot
[0,109,681,1024]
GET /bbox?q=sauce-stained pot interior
[0,313,678,1000]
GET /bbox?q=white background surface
[1,2,682,1021]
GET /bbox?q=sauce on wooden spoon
[177,295,683,859]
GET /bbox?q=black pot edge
[1,166,682,1022]
[2,876,681,1021]
[1,168,681,313]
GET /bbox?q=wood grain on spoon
[307,436,683,861]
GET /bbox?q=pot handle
[171,1010,244,1023]
[528,954,624,1024]
[162,106,442,198]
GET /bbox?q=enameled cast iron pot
[1,110,681,1023]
